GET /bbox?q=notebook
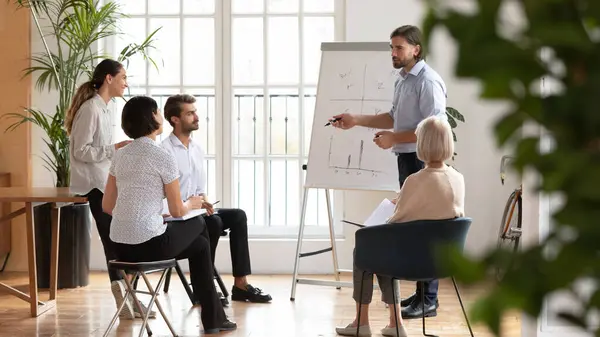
[162,199,208,221]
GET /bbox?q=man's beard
[183,122,199,133]
[392,58,412,69]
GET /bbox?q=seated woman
[336,116,465,337]
[102,95,236,334]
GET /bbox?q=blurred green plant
[1,0,161,187]
[422,0,600,335]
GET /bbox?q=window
[104,0,345,237]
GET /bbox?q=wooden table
[0,187,87,317]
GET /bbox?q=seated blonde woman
[336,116,465,337]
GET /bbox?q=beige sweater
[387,165,465,224]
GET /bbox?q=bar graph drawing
[327,136,382,173]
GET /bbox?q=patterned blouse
[108,136,179,245]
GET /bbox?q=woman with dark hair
[66,58,147,319]
[102,95,237,334]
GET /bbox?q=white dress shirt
[109,137,180,245]
[160,133,207,201]
[69,94,115,195]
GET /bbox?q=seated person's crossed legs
[204,208,272,303]
[112,216,236,333]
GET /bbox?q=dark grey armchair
[354,217,475,337]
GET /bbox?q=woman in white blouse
[65,59,139,318]
[102,96,236,334]
[336,116,465,337]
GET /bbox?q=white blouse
[108,137,179,245]
[69,94,115,195]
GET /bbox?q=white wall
[344,0,516,258]
[26,0,516,277]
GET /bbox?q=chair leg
[356,271,366,337]
[452,277,475,337]
[103,271,146,337]
[391,278,400,337]
[421,281,438,337]
[214,267,229,298]
[132,273,139,290]
[163,267,172,293]
[175,262,196,305]
[139,271,178,337]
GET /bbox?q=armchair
[354,217,475,337]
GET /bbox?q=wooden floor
[0,272,520,336]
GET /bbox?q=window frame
[102,0,347,238]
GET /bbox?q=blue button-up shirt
[388,60,448,153]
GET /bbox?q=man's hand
[202,200,215,216]
[373,131,396,149]
[330,113,357,130]
[186,195,205,210]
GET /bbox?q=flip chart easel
[290,42,402,300]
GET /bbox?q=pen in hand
[324,117,341,126]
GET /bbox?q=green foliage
[446,106,465,143]
[423,0,600,335]
[1,0,160,187]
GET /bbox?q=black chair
[354,217,475,337]
[103,259,178,337]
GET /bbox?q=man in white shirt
[161,94,272,304]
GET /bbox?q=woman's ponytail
[65,80,97,135]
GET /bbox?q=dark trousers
[204,208,251,278]
[86,188,121,282]
[112,216,226,330]
[396,152,439,305]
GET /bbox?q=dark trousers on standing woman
[85,188,122,282]
[204,208,251,277]
[112,216,226,330]
[396,152,439,305]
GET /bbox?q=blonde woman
[65,59,147,319]
[336,116,465,337]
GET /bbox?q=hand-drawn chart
[305,45,401,192]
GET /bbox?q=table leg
[24,202,38,317]
[24,202,56,317]
[49,206,60,300]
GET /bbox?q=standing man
[160,94,272,304]
[331,25,447,319]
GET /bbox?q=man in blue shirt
[331,25,447,319]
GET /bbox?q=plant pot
[34,202,92,289]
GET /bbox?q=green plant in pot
[1,0,160,289]
[422,0,600,335]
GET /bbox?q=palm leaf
[5,0,161,187]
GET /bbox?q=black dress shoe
[401,292,417,307]
[231,284,272,303]
[401,300,438,319]
[205,319,237,334]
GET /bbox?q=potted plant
[423,0,600,335]
[2,0,160,288]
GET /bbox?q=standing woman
[65,58,149,319]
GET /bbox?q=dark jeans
[112,216,226,330]
[85,188,121,282]
[396,152,439,305]
[204,208,251,277]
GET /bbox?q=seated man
[160,94,272,304]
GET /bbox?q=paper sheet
[163,208,207,222]
[363,198,396,227]
[162,198,208,222]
